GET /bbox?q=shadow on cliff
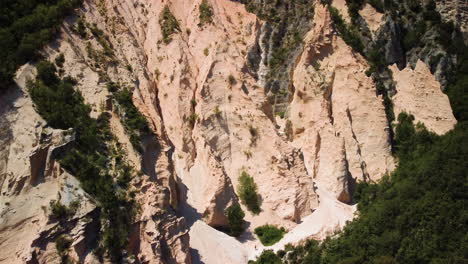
[0,85,24,181]
[176,179,207,264]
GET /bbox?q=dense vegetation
[237,171,261,214]
[107,82,151,153]
[252,114,467,263]
[28,61,137,262]
[225,204,246,237]
[254,225,286,246]
[199,0,213,26]
[252,1,468,261]
[328,6,364,54]
[0,0,82,92]
[159,6,180,44]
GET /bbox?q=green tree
[254,225,286,246]
[225,204,245,237]
[237,171,261,214]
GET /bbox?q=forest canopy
[0,0,82,91]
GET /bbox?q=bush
[50,200,74,220]
[254,225,286,246]
[368,0,384,13]
[228,74,237,86]
[0,0,83,92]
[250,250,281,264]
[28,61,90,130]
[237,171,261,214]
[329,6,364,54]
[56,234,73,263]
[112,86,150,153]
[225,204,245,237]
[55,53,65,68]
[159,6,180,44]
[199,0,213,25]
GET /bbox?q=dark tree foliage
[237,171,261,214]
[28,61,135,262]
[198,0,213,26]
[225,204,246,237]
[328,6,364,54]
[254,225,286,246]
[0,0,82,92]
[159,6,180,44]
[252,13,468,261]
[107,82,151,153]
[249,250,282,264]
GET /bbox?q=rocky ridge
[0,0,459,263]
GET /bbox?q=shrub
[28,61,90,130]
[250,250,281,264]
[237,171,261,214]
[225,204,245,237]
[199,0,213,25]
[228,74,237,86]
[328,6,364,54]
[55,53,65,68]
[213,106,221,117]
[249,126,259,145]
[76,17,87,38]
[254,225,286,246]
[56,235,72,256]
[188,113,199,126]
[159,6,180,44]
[50,200,72,220]
[113,87,151,153]
[368,0,384,13]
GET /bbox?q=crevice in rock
[345,107,370,181]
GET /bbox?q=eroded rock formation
[0,0,460,263]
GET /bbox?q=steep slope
[0,0,462,263]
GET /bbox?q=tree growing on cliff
[225,204,245,237]
[159,6,180,44]
[199,0,213,26]
[237,171,261,214]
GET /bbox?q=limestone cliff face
[0,0,460,263]
[288,4,394,203]
[390,61,457,135]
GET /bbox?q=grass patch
[254,225,286,246]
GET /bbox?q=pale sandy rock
[332,0,351,24]
[359,4,384,34]
[390,60,457,135]
[436,0,468,43]
[6,0,457,263]
[151,0,319,230]
[289,4,394,202]
[189,220,249,264]
[249,186,356,260]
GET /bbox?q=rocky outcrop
[288,4,394,202]
[359,4,384,34]
[437,0,468,43]
[1,0,462,263]
[390,60,457,135]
